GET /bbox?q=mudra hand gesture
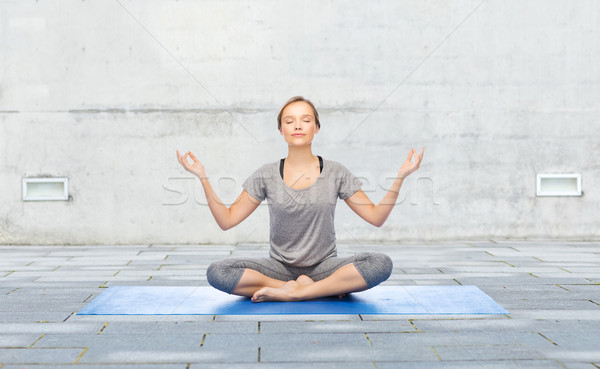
[176,150,207,179]
[397,147,425,179]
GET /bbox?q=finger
[183,151,193,164]
[179,157,188,168]
[188,151,200,163]
[182,152,191,166]
[406,149,414,161]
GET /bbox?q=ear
[315,124,320,134]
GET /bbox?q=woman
[176,96,424,303]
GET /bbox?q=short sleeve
[242,166,267,202]
[337,164,363,200]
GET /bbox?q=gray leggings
[206,252,393,294]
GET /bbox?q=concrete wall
[1,0,599,245]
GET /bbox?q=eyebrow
[282,114,313,120]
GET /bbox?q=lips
[292,134,305,137]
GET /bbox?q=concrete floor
[0,241,599,368]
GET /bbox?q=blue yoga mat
[78,286,508,315]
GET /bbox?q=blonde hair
[277,96,320,130]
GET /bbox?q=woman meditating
[176,96,424,303]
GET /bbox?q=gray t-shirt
[242,158,363,267]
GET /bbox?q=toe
[251,289,264,303]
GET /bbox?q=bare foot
[295,275,345,298]
[296,275,314,286]
[296,275,345,299]
[251,280,303,302]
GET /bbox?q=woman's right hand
[176,150,207,179]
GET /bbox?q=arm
[176,150,261,231]
[344,147,424,227]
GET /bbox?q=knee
[356,252,393,288]
[206,261,221,289]
[377,253,393,281]
[206,260,238,294]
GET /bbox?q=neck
[285,145,316,167]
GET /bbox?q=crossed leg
[232,263,368,303]
[209,253,392,302]
[231,269,288,297]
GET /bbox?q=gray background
[1,0,598,244]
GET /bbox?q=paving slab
[411,317,600,333]
[0,322,104,334]
[0,347,86,365]
[375,360,571,369]
[0,333,43,347]
[190,364,378,369]
[98,321,258,334]
[259,320,417,333]
[254,333,373,362]
[3,366,186,369]
[433,343,545,361]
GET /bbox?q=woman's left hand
[397,147,425,179]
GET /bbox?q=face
[279,101,320,146]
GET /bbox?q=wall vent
[536,173,581,197]
[22,177,69,201]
